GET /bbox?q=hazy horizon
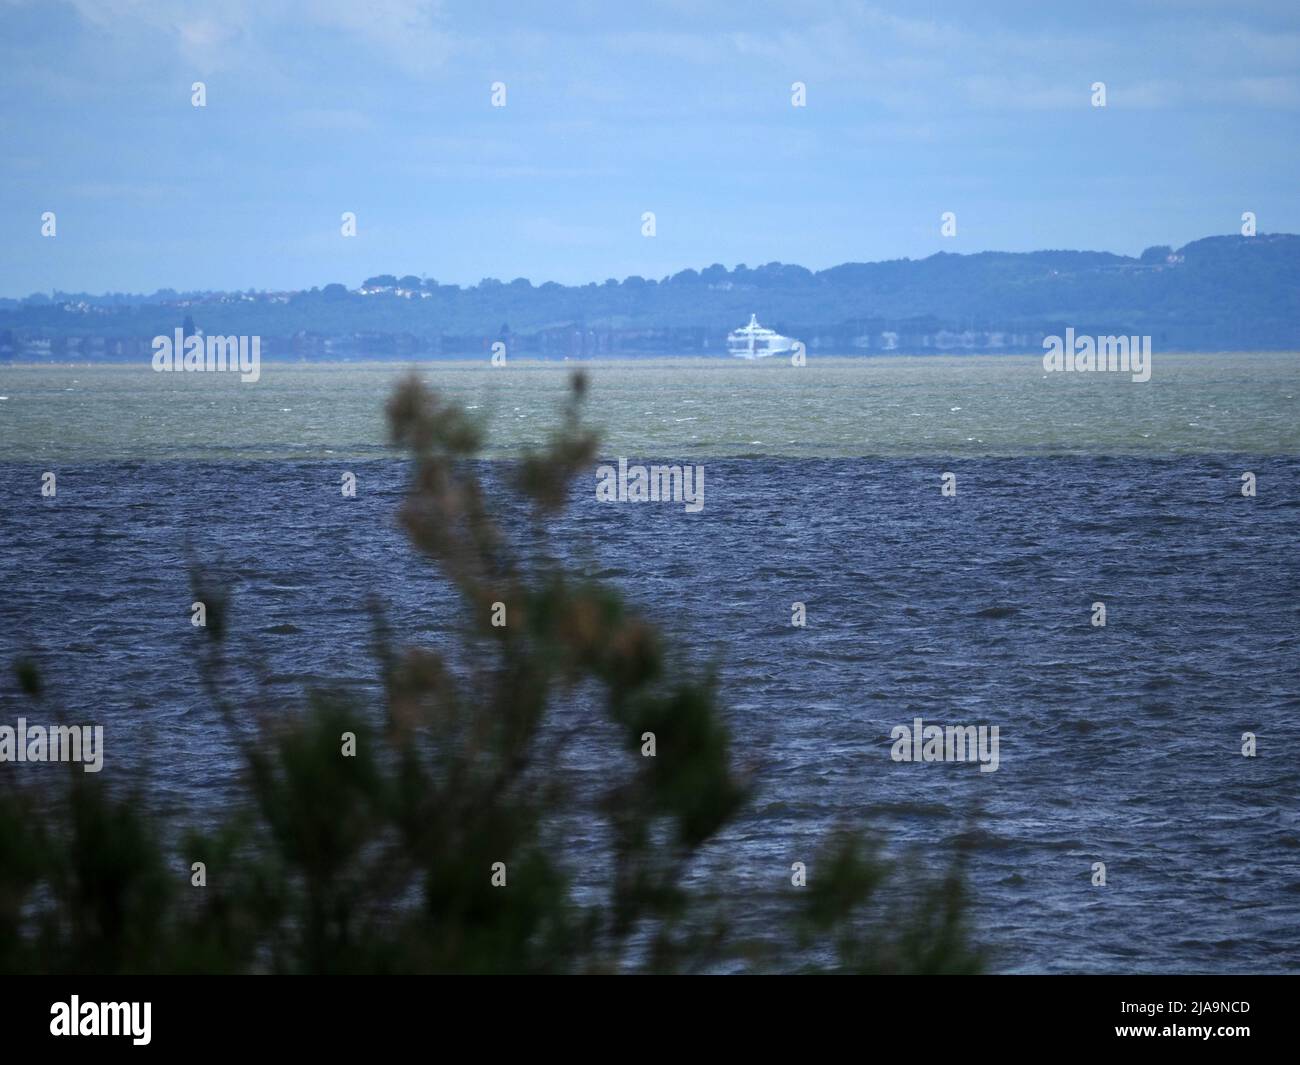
[3,0,1299,297]
[4,229,1291,300]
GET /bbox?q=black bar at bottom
[0,975,1288,1051]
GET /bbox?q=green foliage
[0,374,983,974]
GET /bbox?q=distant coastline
[3,347,1297,366]
[4,233,1298,359]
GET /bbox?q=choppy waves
[1,454,1298,973]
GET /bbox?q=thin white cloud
[62,0,454,75]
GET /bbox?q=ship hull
[726,315,797,359]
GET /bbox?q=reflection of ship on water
[727,314,797,359]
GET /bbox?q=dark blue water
[2,455,1298,973]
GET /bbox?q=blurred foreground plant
[0,372,982,974]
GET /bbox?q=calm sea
[2,355,1298,973]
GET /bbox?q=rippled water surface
[1,357,1298,973]
[3,354,1298,460]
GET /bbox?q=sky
[2,0,1298,296]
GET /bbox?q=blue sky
[2,0,1298,296]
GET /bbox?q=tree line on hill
[2,233,1296,356]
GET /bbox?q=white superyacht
[727,313,796,359]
